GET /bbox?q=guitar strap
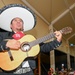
[7,48,14,61]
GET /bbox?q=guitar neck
[29,32,55,47]
[25,26,72,47]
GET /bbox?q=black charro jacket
[0,31,61,72]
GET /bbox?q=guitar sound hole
[21,43,30,52]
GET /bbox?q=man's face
[10,17,24,32]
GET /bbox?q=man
[0,17,62,75]
[0,4,62,75]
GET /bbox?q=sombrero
[0,4,36,31]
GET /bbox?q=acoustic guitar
[0,27,72,71]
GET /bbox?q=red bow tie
[12,32,25,40]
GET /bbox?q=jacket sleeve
[40,39,62,53]
[0,33,8,52]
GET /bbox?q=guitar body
[0,35,40,71]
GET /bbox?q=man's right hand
[6,39,21,50]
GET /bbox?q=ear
[10,24,12,29]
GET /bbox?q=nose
[17,20,20,22]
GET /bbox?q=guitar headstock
[60,27,72,34]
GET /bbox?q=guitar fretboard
[29,32,55,47]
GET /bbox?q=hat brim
[0,4,36,31]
